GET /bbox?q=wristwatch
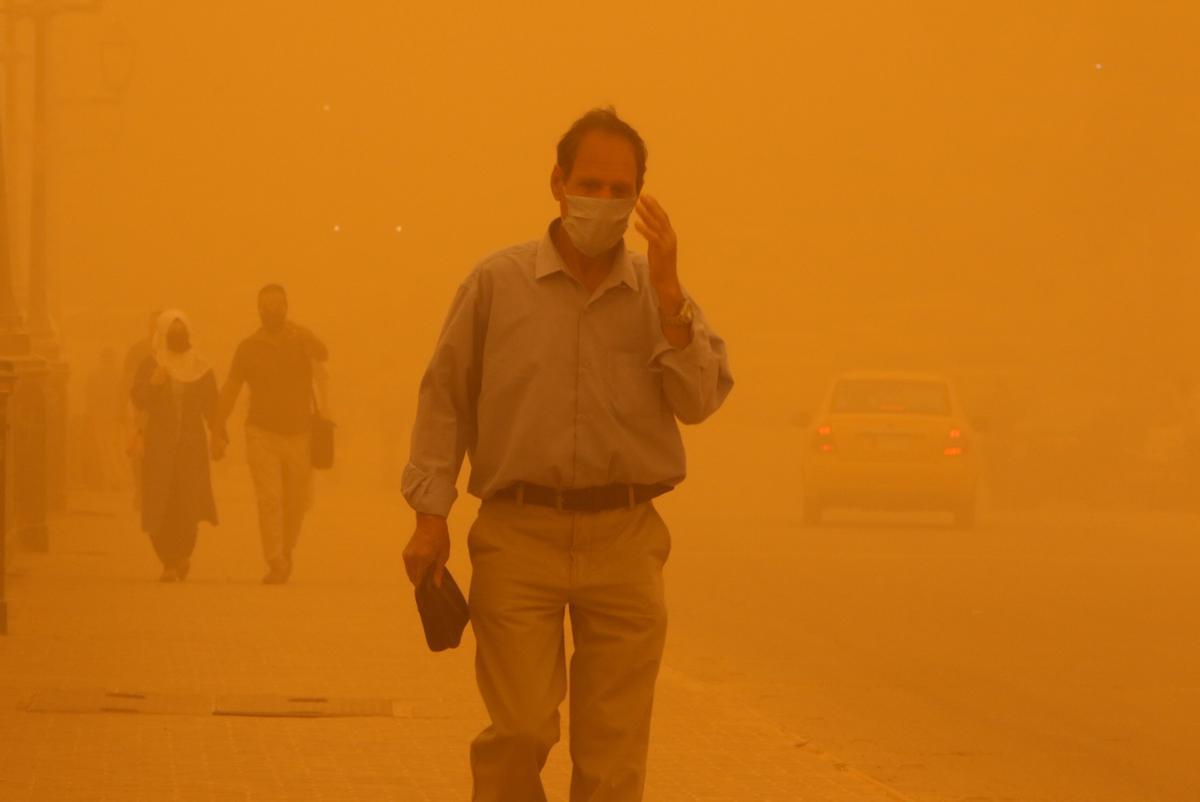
[660,297,694,327]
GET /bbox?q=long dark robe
[131,357,219,538]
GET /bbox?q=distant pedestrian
[121,310,161,510]
[131,310,222,582]
[215,284,328,585]
[83,347,126,491]
[402,108,733,801]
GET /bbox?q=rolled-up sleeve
[651,295,733,425]
[402,274,486,516]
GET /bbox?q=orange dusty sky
[8,0,1197,430]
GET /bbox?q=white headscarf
[153,309,211,384]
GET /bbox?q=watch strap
[660,297,694,327]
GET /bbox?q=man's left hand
[634,194,683,310]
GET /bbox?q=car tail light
[944,427,966,457]
[812,424,835,453]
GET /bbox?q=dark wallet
[415,567,470,652]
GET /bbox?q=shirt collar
[535,220,640,292]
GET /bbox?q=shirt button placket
[570,294,583,589]
[573,302,588,488]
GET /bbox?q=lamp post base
[1,358,21,635]
[5,357,50,556]
[41,358,69,514]
[30,336,67,513]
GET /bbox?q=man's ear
[550,164,565,202]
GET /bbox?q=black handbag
[414,567,470,652]
[310,388,335,470]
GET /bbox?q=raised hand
[634,194,683,310]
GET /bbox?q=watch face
[661,298,693,325]
[666,300,693,325]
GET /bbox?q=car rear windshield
[830,380,951,415]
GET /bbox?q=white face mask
[561,194,637,258]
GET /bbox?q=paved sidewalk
[0,476,906,801]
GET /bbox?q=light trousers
[467,497,671,802]
[245,425,312,564]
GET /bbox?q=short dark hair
[556,107,647,190]
[258,283,287,299]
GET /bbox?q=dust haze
[2,1,1198,801]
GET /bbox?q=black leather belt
[491,482,673,513]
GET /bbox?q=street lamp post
[27,3,64,514]
[0,359,14,634]
[1,69,48,576]
[0,2,54,553]
[7,1,103,517]
[0,104,16,618]
[0,137,21,353]
[0,10,26,355]
[24,1,50,347]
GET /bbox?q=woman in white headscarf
[130,310,222,581]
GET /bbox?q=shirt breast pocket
[608,351,664,420]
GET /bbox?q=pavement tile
[0,483,906,801]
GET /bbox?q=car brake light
[813,424,835,453]
[944,427,966,456]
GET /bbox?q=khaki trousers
[245,425,312,564]
[467,497,671,802]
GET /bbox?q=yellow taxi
[801,371,981,527]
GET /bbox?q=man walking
[216,284,328,584]
[402,108,733,802]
